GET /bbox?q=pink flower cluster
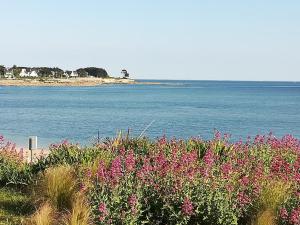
[85,133,300,224]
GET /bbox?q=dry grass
[37,165,77,211]
[259,180,291,211]
[63,193,91,225]
[255,208,276,225]
[24,202,55,225]
[252,180,291,225]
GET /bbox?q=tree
[52,67,64,78]
[76,67,108,78]
[0,65,5,77]
[76,68,88,77]
[12,65,21,78]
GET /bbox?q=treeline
[0,65,109,78]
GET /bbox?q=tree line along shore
[0,65,117,79]
[0,65,138,86]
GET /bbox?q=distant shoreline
[0,77,160,87]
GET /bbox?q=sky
[0,0,299,81]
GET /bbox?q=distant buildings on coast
[0,65,115,79]
[0,65,130,79]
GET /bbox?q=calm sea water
[0,80,299,147]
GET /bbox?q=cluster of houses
[2,67,79,79]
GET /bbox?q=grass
[252,180,291,225]
[36,165,77,211]
[0,187,33,225]
[63,193,91,225]
[24,202,55,225]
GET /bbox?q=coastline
[0,77,160,87]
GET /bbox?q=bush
[81,133,300,225]
[0,137,32,185]
[32,141,111,173]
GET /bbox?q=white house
[19,69,30,77]
[63,72,69,78]
[29,70,38,78]
[4,69,14,79]
[70,71,78,78]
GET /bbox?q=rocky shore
[0,77,144,86]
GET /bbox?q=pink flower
[203,149,215,167]
[128,194,138,213]
[280,207,288,220]
[237,191,251,208]
[97,160,107,181]
[221,162,233,177]
[125,150,135,172]
[289,208,300,224]
[110,156,123,180]
[98,202,108,215]
[240,176,250,186]
[181,197,194,216]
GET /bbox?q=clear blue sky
[1,0,299,81]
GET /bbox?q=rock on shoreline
[0,77,141,87]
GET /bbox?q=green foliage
[0,66,5,77]
[0,149,32,186]
[32,142,112,173]
[76,67,108,78]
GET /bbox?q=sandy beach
[0,77,159,87]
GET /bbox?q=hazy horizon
[1,0,299,81]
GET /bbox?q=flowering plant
[81,133,300,225]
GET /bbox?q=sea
[0,80,299,148]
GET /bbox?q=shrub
[0,136,32,185]
[32,141,112,173]
[81,133,300,225]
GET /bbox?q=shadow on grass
[0,186,35,225]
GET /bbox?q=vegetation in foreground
[0,132,300,225]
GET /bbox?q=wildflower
[289,208,300,224]
[221,162,233,177]
[203,149,214,167]
[125,150,135,172]
[97,161,107,181]
[181,197,194,216]
[128,194,138,214]
[279,207,288,220]
[110,156,123,180]
[237,191,251,208]
[98,202,108,215]
[119,147,126,156]
[240,176,250,186]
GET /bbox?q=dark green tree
[76,67,108,78]
[0,65,5,77]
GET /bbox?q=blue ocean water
[0,80,299,147]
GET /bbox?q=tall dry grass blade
[38,165,77,211]
[25,202,55,225]
[252,180,292,225]
[63,193,92,225]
